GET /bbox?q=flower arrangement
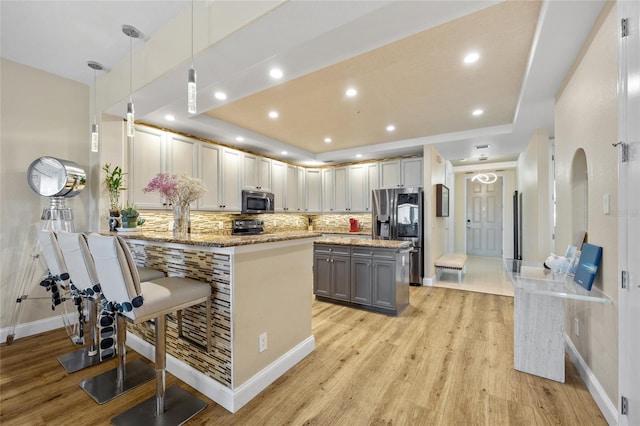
[143,173,207,207]
[103,163,127,212]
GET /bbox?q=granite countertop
[315,237,412,249]
[109,230,322,248]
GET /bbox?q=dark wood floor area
[1,286,606,425]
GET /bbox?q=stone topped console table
[504,259,611,382]
[111,230,321,412]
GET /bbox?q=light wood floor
[1,287,606,425]
[433,256,515,297]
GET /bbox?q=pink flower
[143,173,206,206]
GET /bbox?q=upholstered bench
[435,253,468,283]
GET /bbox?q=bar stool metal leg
[112,313,207,426]
[78,314,155,405]
[56,298,105,373]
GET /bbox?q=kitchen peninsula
[113,230,321,413]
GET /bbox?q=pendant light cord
[129,34,133,102]
[191,0,194,67]
[93,68,97,125]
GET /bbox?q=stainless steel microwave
[241,189,274,214]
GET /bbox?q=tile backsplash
[136,210,372,235]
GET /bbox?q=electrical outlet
[168,221,174,231]
[574,318,580,336]
[259,332,267,352]
[218,221,224,230]
[273,220,277,227]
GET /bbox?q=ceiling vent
[474,144,490,150]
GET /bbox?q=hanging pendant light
[187,0,197,114]
[122,24,143,137]
[87,61,105,153]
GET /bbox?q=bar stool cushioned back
[56,232,100,296]
[38,230,70,289]
[57,231,116,362]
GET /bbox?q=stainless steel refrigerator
[372,187,423,285]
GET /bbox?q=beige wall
[0,59,90,328]
[424,145,446,279]
[517,129,552,262]
[233,241,313,386]
[555,2,618,403]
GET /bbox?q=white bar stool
[87,233,211,425]
[37,230,103,373]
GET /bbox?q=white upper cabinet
[197,143,221,211]
[168,135,197,178]
[297,166,306,212]
[333,167,349,212]
[326,164,372,213]
[401,158,423,187]
[322,168,334,212]
[271,160,286,212]
[129,125,166,209]
[257,157,271,191]
[380,158,423,188]
[199,145,241,211]
[305,169,322,213]
[379,160,401,188]
[168,134,198,208]
[242,153,258,188]
[220,148,242,211]
[348,164,366,212]
[365,162,379,211]
[285,164,298,212]
[243,153,271,192]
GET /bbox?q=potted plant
[120,204,140,228]
[103,163,126,210]
[103,164,127,230]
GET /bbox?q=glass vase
[173,204,190,239]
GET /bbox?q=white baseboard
[565,334,618,425]
[0,316,64,343]
[126,332,315,413]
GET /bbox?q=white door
[618,3,640,424]
[466,176,503,257]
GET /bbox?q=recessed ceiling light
[356,154,362,158]
[270,68,283,79]
[460,158,467,162]
[324,137,332,143]
[164,114,175,121]
[214,91,227,100]
[345,87,357,97]
[236,136,245,142]
[386,124,396,132]
[472,109,484,116]
[269,110,279,119]
[281,151,288,155]
[464,52,480,64]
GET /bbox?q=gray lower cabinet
[313,244,350,301]
[314,243,409,315]
[351,256,372,305]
